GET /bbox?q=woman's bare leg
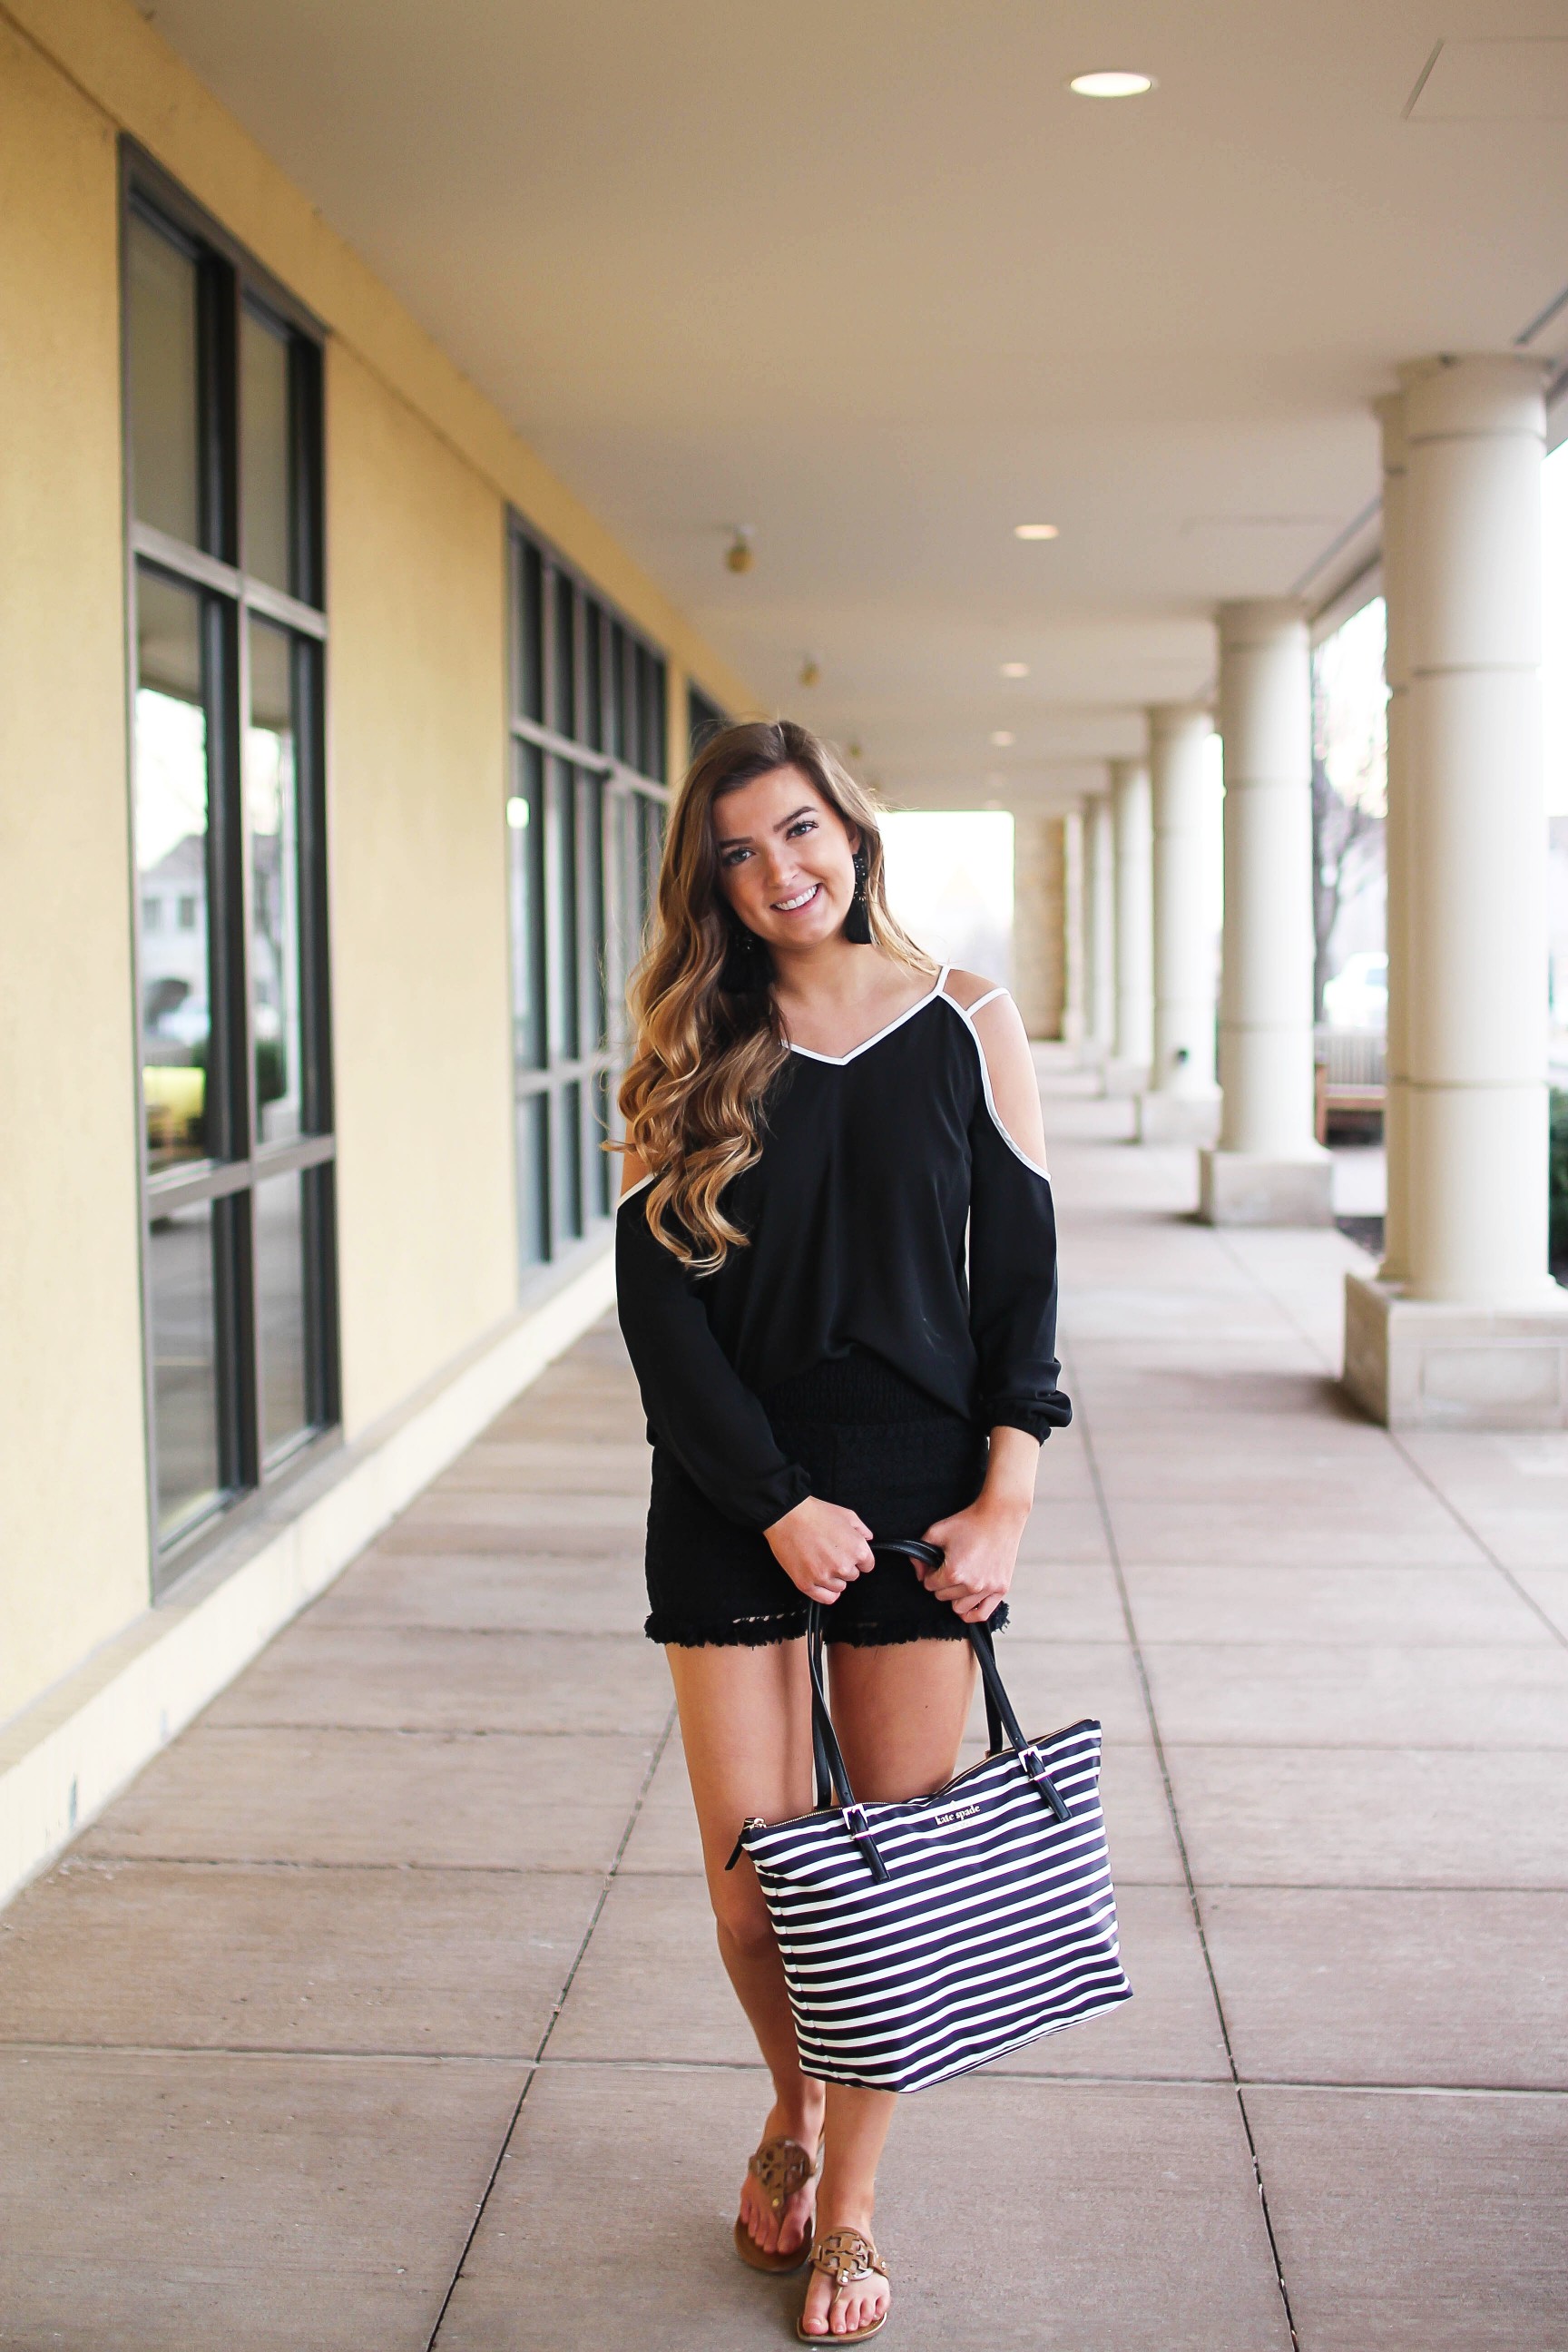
[799,1637,977,2338]
[666,1639,823,2259]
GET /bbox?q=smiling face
[712,763,859,951]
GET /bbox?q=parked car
[1324,951,1387,1031]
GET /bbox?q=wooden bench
[1314,1028,1386,1144]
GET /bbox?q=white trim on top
[616,1171,654,1208]
[786,965,951,1066]
[941,992,1054,1182]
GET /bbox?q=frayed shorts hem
[646,1604,1007,1649]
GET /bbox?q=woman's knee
[712,1879,777,1963]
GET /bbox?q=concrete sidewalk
[3,1087,1566,2350]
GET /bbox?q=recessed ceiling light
[1000,662,1030,679]
[990,730,1015,748]
[1070,71,1155,98]
[1014,522,1059,541]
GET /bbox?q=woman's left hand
[916,1494,1031,1624]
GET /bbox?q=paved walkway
[4,1083,1566,2350]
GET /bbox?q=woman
[615,719,1069,2343]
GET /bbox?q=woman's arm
[616,1154,872,1603]
[919,1425,1039,1622]
[916,981,1070,1621]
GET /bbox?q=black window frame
[121,145,339,1592]
[688,681,728,757]
[505,515,669,1280]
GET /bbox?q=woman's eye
[720,846,750,867]
[786,818,818,838]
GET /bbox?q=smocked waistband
[758,1348,969,1428]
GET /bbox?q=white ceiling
[146,0,1568,807]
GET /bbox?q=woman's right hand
[764,1496,875,1604]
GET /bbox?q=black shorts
[642,1350,1002,1647]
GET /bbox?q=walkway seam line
[1072,1354,1302,2352]
[423,1697,679,2351]
[1209,1230,1567,1655]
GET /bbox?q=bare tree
[1310,750,1383,1021]
[1310,629,1387,1022]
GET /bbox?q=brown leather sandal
[733,2135,822,2274]
[796,2226,890,2342]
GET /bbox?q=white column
[1105,759,1152,1093]
[1062,806,1085,1048]
[1344,353,1568,1428]
[1010,814,1066,1039]
[1084,792,1116,1063]
[1139,704,1220,1142]
[1199,600,1331,1223]
[1377,395,1412,1283]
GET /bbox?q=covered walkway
[3,1081,1565,2350]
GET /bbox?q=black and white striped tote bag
[729,1540,1132,2094]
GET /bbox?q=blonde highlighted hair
[619,718,932,1269]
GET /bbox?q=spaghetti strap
[965,985,1007,1016]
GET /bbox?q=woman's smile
[772,882,822,914]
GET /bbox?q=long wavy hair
[619,718,933,1269]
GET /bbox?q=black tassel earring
[844,847,874,945]
[720,918,770,994]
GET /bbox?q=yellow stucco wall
[327,345,516,1435]
[0,19,152,1722]
[0,0,758,1736]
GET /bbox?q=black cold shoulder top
[614,972,1072,1532]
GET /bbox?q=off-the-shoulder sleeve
[958,1010,1073,1443]
[615,1182,813,1530]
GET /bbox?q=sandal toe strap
[748,2136,818,2217]
[810,2228,887,2295]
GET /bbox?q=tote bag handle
[804,1539,1071,1883]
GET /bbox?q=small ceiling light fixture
[1000,661,1030,679]
[725,527,754,574]
[799,654,821,688]
[1014,522,1059,541]
[1070,69,1155,98]
[990,730,1016,749]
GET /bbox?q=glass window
[248,619,304,1143]
[638,646,665,782]
[689,683,727,756]
[147,1198,224,1541]
[505,523,667,1278]
[241,305,292,594]
[583,601,604,752]
[127,173,336,1582]
[546,760,579,1063]
[516,1095,550,1267]
[591,1066,613,1220]
[127,213,201,547]
[135,571,212,1172]
[554,567,576,739]
[515,539,544,723]
[583,774,607,1054]
[254,1169,309,1462]
[508,742,546,1071]
[610,621,631,767]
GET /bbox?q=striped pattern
[742,1720,1131,2093]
